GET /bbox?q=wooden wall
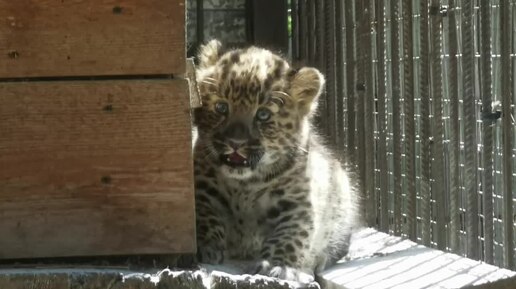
[0,0,195,259]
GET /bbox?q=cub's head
[194,40,324,179]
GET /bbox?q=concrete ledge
[0,267,319,289]
[3,228,514,289]
[319,228,516,289]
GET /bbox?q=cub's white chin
[220,165,255,179]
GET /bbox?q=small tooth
[226,157,231,162]
[243,160,248,165]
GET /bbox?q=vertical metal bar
[462,0,480,260]
[291,0,299,60]
[430,0,446,251]
[346,0,356,161]
[376,0,390,233]
[356,0,374,226]
[325,0,337,147]
[335,0,346,154]
[316,0,328,135]
[448,0,461,254]
[196,0,204,44]
[316,0,326,73]
[402,0,417,241]
[307,0,315,66]
[419,0,432,247]
[480,0,495,265]
[298,0,308,62]
[391,0,403,236]
[364,0,376,227]
[500,0,514,269]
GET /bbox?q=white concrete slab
[319,228,516,289]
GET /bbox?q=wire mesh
[480,0,495,265]
[445,0,461,254]
[375,0,390,233]
[390,0,404,237]
[291,0,516,270]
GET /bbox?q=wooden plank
[0,0,185,78]
[0,79,195,259]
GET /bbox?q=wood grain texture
[0,79,195,259]
[0,0,185,78]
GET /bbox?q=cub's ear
[289,67,325,116]
[197,39,222,69]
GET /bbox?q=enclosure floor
[0,265,319,289]
[1,228,515,289]
[320,228,516,289]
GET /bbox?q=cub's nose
[223,121,250,140]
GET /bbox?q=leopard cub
[193,40,361,283]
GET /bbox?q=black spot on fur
[297,211,311,222]
[294,240,303,247]
[279,215,292,223]
[221,65,230,80]
[287,68,298,78]
[267,207,280,219]
[289,255,298,263]
[206,188,230,209]
[300,230,309,238]
[285,123,293,129]
[230,52,240,63]
[263,77,273,90]
[196,180,208,189]
[196,194,210,204]
[273,67,281,79]
[278,200,297,211]
[272,257,283,263]
[279,111,290,118]
[285,244,295,253]
[205,168,216,178]
[258,93,266,104]
[199,225,208,233]
[270,189,285,197]
[274,59,284,73]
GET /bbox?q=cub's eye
[214,101,229,115]
[255,107,272,121]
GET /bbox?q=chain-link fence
[291,0,516,270]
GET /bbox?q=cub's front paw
[249,260,315,284]
[197,245,225,264]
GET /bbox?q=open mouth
[220,152,250,167]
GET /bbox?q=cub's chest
[227,185,273,218]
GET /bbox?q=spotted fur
[193,40,361,283]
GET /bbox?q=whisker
[204,77,218,82]
[272,90,291,101]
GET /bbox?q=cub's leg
[195,179,229,264]
[252,197,315,283]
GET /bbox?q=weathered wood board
[0,79,195,259]
[0,0,185,78]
